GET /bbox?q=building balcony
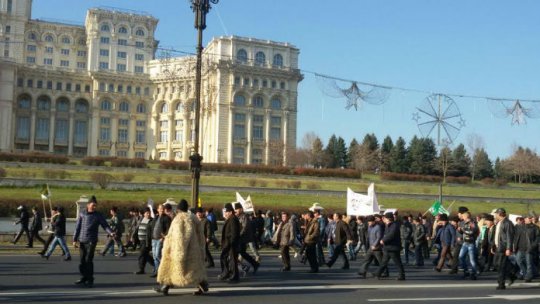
[116,142,129,150]
[134,143,147,150]
[233,138,247,145]
[156,142,168,149]
[74,141,88,148]
[98,140,111,147]
[15,137,30,144]
[54,140,68,146]
[172,140,183,149]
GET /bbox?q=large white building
[0,0,302,165]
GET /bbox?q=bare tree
[437,146,452,183]
[268,140,285,166]
[467,133,485,181]
[349,144,378,174]
[503,146,540,183]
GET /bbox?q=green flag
[429,200,449,216]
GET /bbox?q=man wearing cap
[234,203,260,273]
[219,203,241,282]
[358,215,383,278]
[196,207,215,268]
[303,211,320,273]
[458,211,479,280]
[373,212,405,280]
[155,199,209,296]
[12,205,30,247]
[435,213,455,272]
[480,214,496,272]
[515,215,538,282]
[412,217,427,267]
[493,208,517,290]
[73,196,114,288]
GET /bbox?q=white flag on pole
[347,183,380,216]
[235,192,254,212]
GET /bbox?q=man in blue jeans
[151,203,172,278]
[458,211,479,280]
[43,206,71,261]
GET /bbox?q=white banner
[235,192,255,213]
[347,183,380,216]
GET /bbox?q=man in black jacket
[219,203,241,283]
[134,207,154,275]
[400,216,413,265]
[43,206,71,261]
[493,208,517,290]
[234,203,260,273]
[326,213,352,270]
[12,205,30,247]
[29,206,45,248]
[374,212,405,280]
[196,207,215,268]
[412,217,427,267]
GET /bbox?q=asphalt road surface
[0,251,539,304]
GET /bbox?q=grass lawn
[0,185,534,216]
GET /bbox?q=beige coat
[157,211,207,287]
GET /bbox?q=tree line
[288,132,540,184]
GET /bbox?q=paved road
[0,252,539,304]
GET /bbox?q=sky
[31,0,540,159]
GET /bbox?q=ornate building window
[136,103,146,113]
[136,28,145,36]
[36,118,50,140]
[61,36,71,44]
[101,24,110,32]
[74,121,87,145]
[119,101,129,112]
[118,26,128,34]
[45,35,54,43]
[37,96,51,111]
[237,49,247,64]
[16,117,30,140]
[100,100,112,111]
[271,98,282,110]
[252,96,264,108]
[56,98,69,112]
[234,95,246,106]
[18,95,31,109]
[273,54,283,67]
[55,120,68,143]
[161,103,169,113]
[75,99,88,113]
[255,51,266,66]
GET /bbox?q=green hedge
[0,152,68,164]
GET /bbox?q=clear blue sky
[32,0,540,159]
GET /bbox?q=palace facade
[0,0,302,164]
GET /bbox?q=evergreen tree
[337,137,349,168]
[409,137,437,175]
[493,157,503,179]
[325,134,339,168]
[451,144,471,177]
[312,137,325,168]
[389,137,409,173]
[348,138,359,168]
[473,148,493,179]
[380,136,394,172]
[362,133,379,152]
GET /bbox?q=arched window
[273,54,283,67]
[18,95,31,109]
[118,26,128,34]
[237,49,248,64]
[37,96,51,111]
[136,103,146,113]
[135,28,145,36]
[57,98,69,112]
[234,95,246,106]
[75,99,89,113]
[175,103,184,113]
[101,24,110,32]
[45,35,54,43]
[255,52,266,66]
[271,97,282,110]
[119,101,130,112]
[61,36,71,44]
[252,96,264,108]
[27,32,36,40]
[78,38,86,46]
[101,100,112,111]
[161,103,169,113]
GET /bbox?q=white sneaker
[294,253,298,259]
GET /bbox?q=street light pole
[189,0,218,208]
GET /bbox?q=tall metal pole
[190,0,218,208]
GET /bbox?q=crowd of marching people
[10,198,540,294]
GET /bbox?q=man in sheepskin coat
[154,199,209,296]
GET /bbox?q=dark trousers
[305,243,318,271]
[436,244,453,270]
[402,241,412,264]
[79,242,97,282]
[239,242,258,267]
[102,234,125,255]
[376,249,405,278]
[13,225,30,245]
[327,244,349,268]
[29,229,46,247]
[138,240,154,272]
[316,241,326,265]
[205,242,215,266]
[451,244,462,271]
[220,245,239,279]
[280,245,291,270]
[414,243,426,266]
[359,249,383,274]
[497,253,518,286]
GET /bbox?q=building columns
[264,109,271,165]
[29,109,36,151]
[67,111,74,156]
[48,110,56,153]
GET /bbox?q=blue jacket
[74,210,113,243]
[440,223,456,247]
[368,223,383,251]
